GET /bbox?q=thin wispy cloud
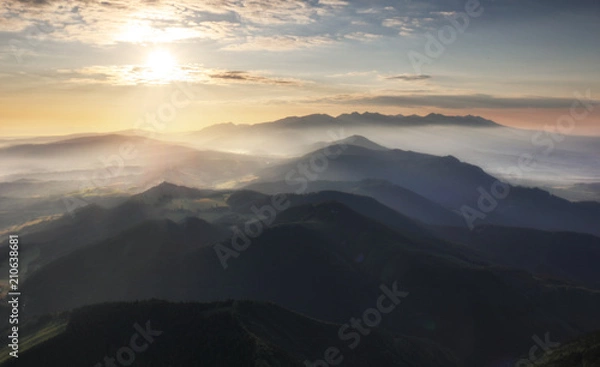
[308,93,600,110]
[47,64,305,86]
[207,70,304,85]
[384,74,432,81]
[222,35,336,51]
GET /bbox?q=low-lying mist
[1,113,598,231]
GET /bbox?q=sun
[144,49,178,83]
[147,50,176,72]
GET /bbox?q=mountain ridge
[194,112,502,134]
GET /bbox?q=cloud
[308,93,600,110]
[208,70,303,85]
[343,32,381,41]
[4,0,598,49]
[328,70,378,78]
[1,0,482,48]
[47,64,305,87]
[382,16,435,36]
[0,15,32,32]
[223,35,335,51]
[0,0,349,45]
[384,74,431,81]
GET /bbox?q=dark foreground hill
[534,330,600,367]
[18,200,600,367]
[432,225,600,289]
[0,300,459,367]
[244,179,464,227]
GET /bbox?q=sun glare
[144,49,178,83]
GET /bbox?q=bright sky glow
[0,0,599,135]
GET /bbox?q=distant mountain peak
[136,181,208,202]
[139,181,183,194]
[307,135,389,153]
[154,181,183,190]
[336,135,389,151]
[267,113,337,127]
[337,111,392,122]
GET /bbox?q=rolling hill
[0,300,460,367]
[16,196,600,366]
[253,138,600,236]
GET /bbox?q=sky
[0,0,599,136]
